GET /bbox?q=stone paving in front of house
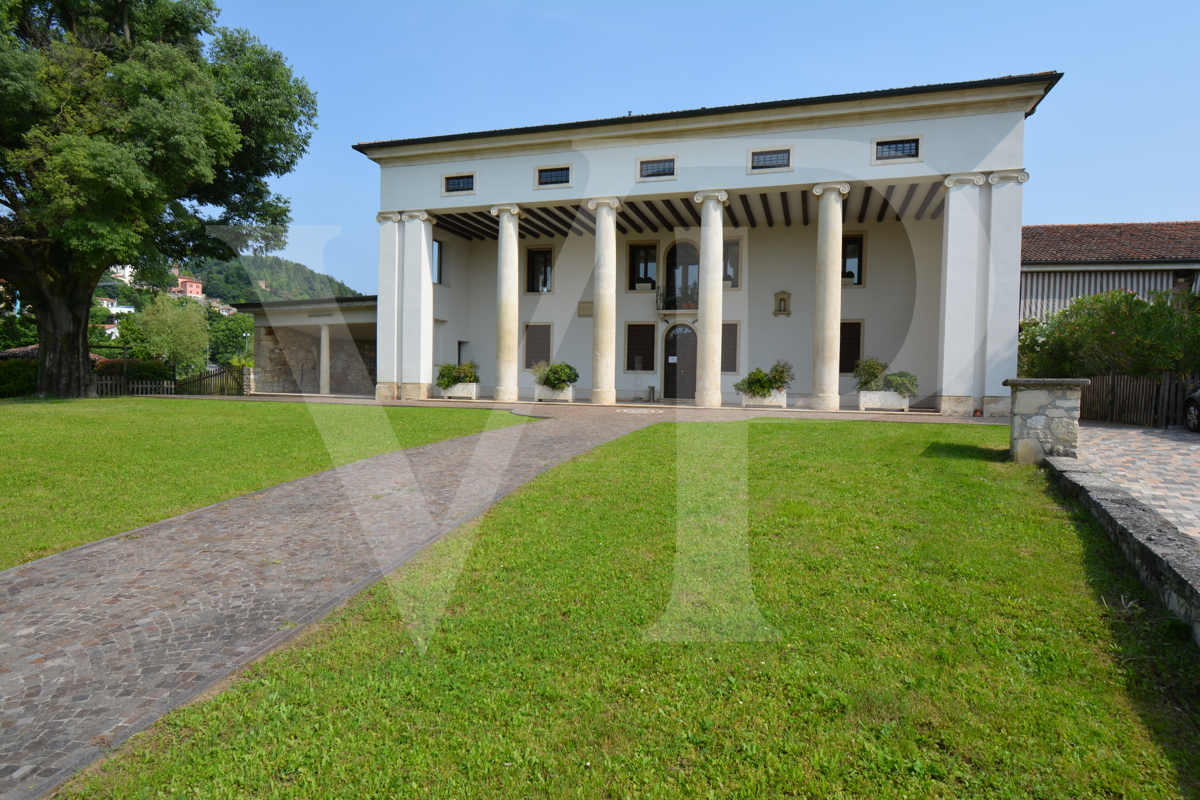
[1076,421,1200,539]
[0,400,998,800]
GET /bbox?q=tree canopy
[0,0,316,396]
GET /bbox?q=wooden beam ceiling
[914,183,940,221]
[895,183,918,221]
[443,213,497,240]
[541,206,586,236]
[682,198,703,225]
[644,201,676,231]
[780,192,791,226]
[661,199,692,229]
[434,217,477,241]
[556,206,595,235]
[856,186,873,224]
[724,202,740,228]
[625,201,660,233]
[759,193,774,227]
[877,185,895,223]
[738,194,757,228]
[801,190,809,225]
[617,209,643,234]
[523,207,572,237]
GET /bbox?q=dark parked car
[1187,388,1200,433]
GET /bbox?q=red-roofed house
[170,275,204,300]
[1020,222,1199,319]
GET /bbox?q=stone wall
[1002,378,1090,463]
[253,327,376,395]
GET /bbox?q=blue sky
[215,0,1199,295]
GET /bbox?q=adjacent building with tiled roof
[1019,222,1198,320]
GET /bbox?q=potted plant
[531,361,579,402]
[733,359,793,408]
[853,356,917,411]
[436,360,481,399]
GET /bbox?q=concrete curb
[1043,456,1200,648]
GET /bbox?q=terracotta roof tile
[1022,222,1200,263]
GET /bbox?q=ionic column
[375,212,403,401]
[811,182,849,412]
[694,189,728,408]
[982,170,1029,417]
[937,173,987,416]
[318,323,330,395]
[587,197,621,405]
[399,210,436,400]
[491,204,522,402]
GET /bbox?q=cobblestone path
[1077,421,1200,538]
[0,402,994,800]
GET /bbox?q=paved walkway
[1077,421,1200,539]
[0,401,997,800]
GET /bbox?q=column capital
[811,182,850,197]
[586,196,622,212]
[988,170,1029,185]
[490,203,522,218]
[693,189,728,205]
[401,210,436,224]
[376,211,403,223]
[944,173,986,189]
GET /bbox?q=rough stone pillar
[400,210,436,400]
[375,212,403,401]
[1003,378,1090,463]
[982,171,1030,416]
[694,189,728,408]
[938,173,987,416]
[318,323,330,395]
[587,197,620,405]
[491,204,522,402]
[811,182,849,412]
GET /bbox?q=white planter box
[723,280,734,289]
[858,390,909,411]
[439,382,478,400]
[535,384,574,403]
[741,389,787,408]
[635,282,654,291]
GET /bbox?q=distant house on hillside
[171,274,204,300]
[1020,222,1199,320]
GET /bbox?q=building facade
[353,73,1059,414]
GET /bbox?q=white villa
[242,72,1061,414]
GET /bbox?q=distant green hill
[193,256,361,304]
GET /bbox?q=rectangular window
[628,244,657,290]
[751,149,790,170]
[639,158,675,178]
[432,240,444,284]
[842,235,864,285]
[876,138,919,160]
[526,248,553,293]
[524,323,551,368]
[721,323,738,373]
[444,174,474,193]
[537,167,571,186]
[723,240,740,288]
[626,324,656,371]
[839,321,863,374]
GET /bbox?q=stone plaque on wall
[577,301,593,318]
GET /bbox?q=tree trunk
[35,288,96,398]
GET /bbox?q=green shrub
[531,361,579,391]
[0,359,38,397]
[734,359,795,397]
[94,359,173,381]
[883,371,919,398]
[436,361,481,389]
[852,356,888,391]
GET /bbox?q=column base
[810,393,839,412]
[694,388,722,408]
[375,382,398,402]
[494,386,519,403]
[400,382,430,400]
[590,388,616,406]
[939,395,975,417]
[982,396,1010,417]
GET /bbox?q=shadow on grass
[1047,484,1200,794]
[919,441,1008,462]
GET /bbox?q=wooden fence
[1080,373,1199,427]
[94,377,175,397]
[175,365,245,396]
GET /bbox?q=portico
[357,73,1061,413]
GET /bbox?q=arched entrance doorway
[664,323,697,400]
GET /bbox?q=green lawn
[58,420,1200,798]
[0,398,526,571]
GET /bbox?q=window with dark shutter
[721,323,738,373]
[626,324,656,371]
[839,321,863,374]
[524,324,551,368]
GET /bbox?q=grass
[0,397,526,571]
[57,420,1200,798]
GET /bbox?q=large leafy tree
[0,0,315,396]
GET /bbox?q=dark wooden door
[664,324,697,400]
